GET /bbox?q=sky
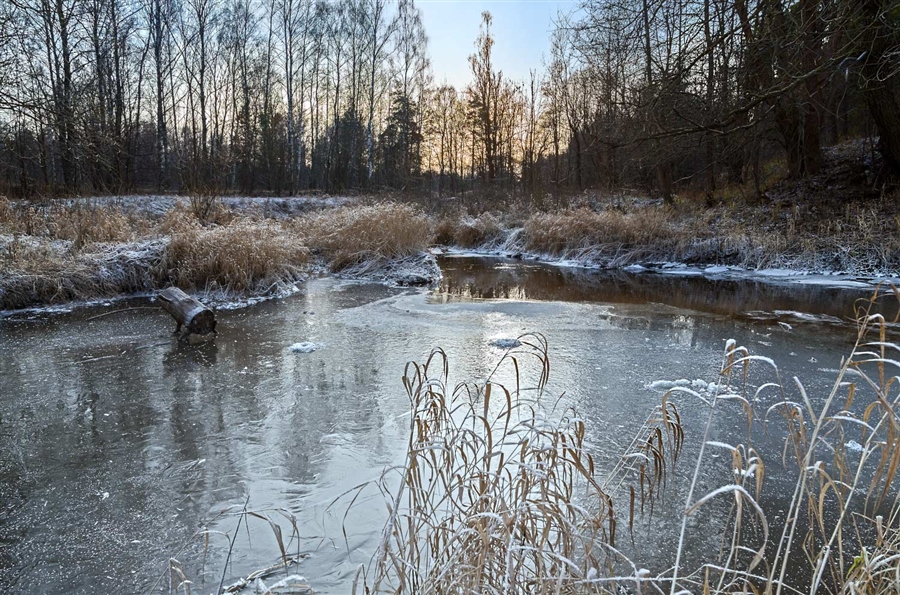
[417,0,580,90]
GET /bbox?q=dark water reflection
[0,261,891,593]
[434,255,898,325]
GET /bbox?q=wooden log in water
[157,287,217,343]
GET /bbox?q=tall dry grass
[158,218,309,293]
[449,212,507,248]
[0,198,137,247]
[0,199,441,308]
[299,202,430,271]
[353,291,900,595]
[354,334,683,594]
[523,207,687,262]
[0,236,164,310]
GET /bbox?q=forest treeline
[0,0,897,200]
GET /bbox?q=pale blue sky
[417,0,579,89]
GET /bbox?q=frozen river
[0,256,890,593]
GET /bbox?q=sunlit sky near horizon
[417,0,580,89]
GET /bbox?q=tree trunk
[859,0,900,179]
[157,287,217,343]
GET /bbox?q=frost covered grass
[425,194,900,275]
[158,218,309,293]
[0,197,142,247]
[298,202,431,271]
[353,334,683,594]
[0,235,164,310]
[448,212,507,248]
[0,198,436,310]
[522,207,688,265]
[348,291,900,594]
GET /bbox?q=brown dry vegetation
[438,190,900,272]
[3,156,900,311]
[158,218,309,293]
[0,199,436,310]
[298,202,431,271]
[0,198,139,247]
[523,207,686,260]
[0,237,164,310]
[354,300,900,594]
[450,212,506,248]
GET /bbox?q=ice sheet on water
[289,342,322,353]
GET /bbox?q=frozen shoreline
[0,252,441,318]
[435,244,900,292]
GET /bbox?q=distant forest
[0,0,897,199]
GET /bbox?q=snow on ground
[743,310,846,326]
[31,194,356,218]
[337,253,442,287]
[845,440,864,453]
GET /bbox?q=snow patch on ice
[489,338,522,349]
[648,378,719,393]
[845,440,864,453]
[290,342,322,353]
[647,379,690,390]
[773,310,843,324]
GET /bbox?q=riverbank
[3,157,898,312]
[0,198,436,311]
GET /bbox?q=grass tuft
[523,207,681,261]
[158,218,308,293]
[0,198,137,247]
[299,202,431,271]
[450,212,506,248]
[358,334,680,594]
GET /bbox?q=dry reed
[356,334,682,595]
[450,212,506,248]
[0,198,137,247]
[523,207,684,261]
[353,291,900,595]
[158,218,309,293]
[299,202,430,271]
[0,237,164,310]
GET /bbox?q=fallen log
[157,287,217,343]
